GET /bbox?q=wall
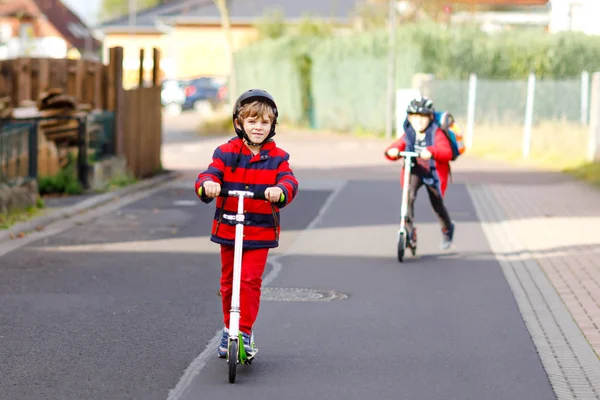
[549,0,600,35]
[169,24,257,79]
[102,32,167,88]
[101,24,258,82]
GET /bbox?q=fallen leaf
[35,225,45,231]
[17,232,25,238]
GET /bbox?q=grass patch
[104,174,137,192]
[564,162,600,188]
[467,121,589,171]
[197,111,234,137]
[0,199,46,230]
[38,153,83,196]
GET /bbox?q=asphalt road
[0,171,555,400]
[0,114,556,400]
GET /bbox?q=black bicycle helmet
[232,89,278,146]
[406,97,435,116]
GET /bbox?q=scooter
[397,151,420,262]
[213,187,283,384]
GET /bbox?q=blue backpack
[434,111,465,161]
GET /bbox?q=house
[0,0,101,60]
[96,0,361,86]
[547,0,600,35]
[445,0,550,32]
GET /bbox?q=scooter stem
[400,157,413,233]
[229,193,247,338]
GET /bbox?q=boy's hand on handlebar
[265,186,284,202]
[386,148,400,159]
[419,149,432,160]
[203,181,221,198]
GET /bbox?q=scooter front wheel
[228,340,238,383]
[397,233,405,262]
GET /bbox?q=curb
[0,170,181,243]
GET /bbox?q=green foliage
[234,22,600,134]
[254,11,334,40]
[234,35,326,126]
[409,25,600,79]
[254,9,288,40]
[353,1,388,30]
[99,0,160,22]
[38,153,83,196]
[295,15,333,37]
[106,174,137,191]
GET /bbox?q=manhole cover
[260,287,347,302]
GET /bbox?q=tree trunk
[214,0,237,103]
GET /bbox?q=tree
[254,9,287,40]
[213,0,237,101]
[99,0,161,22]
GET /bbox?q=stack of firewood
[36,89,83,147]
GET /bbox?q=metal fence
[0,111,116,188]
[0,122,37,184]
[402,71,600,164]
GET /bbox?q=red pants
[220,245,269,334]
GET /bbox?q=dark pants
[405,172,452,234]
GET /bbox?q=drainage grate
[261,287,348,302]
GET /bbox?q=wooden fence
[0,58,109,110]
[121,48,162,178]
[0,46,163,181]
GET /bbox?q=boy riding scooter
[384,97,455,250]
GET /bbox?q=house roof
[0,0,101,51]
[448,0,547,4]
[32,0,102,52]
[0,0,40,18]
[97,0,362,32]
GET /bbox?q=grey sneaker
[217,328,228,358]
[441,222,455,250]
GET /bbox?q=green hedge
[233,24,600,133]
[310,29,421,132]
[411,24,600,79]
[233,36,321,126]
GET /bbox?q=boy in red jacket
[195,89,298,359]
[384,97,455,250]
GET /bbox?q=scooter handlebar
[217,188,267,200]
[399,151,420,158]
[198,186,285,202]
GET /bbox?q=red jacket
[384,126,453,197]
[195,137,298,249]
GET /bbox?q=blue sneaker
[441,222,455,250]
[217,328,228,358]
[241,331,258,359]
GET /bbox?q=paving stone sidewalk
[447,153,600,359]
[489,180,600,358]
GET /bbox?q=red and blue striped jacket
[195,137,299,249]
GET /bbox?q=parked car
[161,80,186,115]
[181,77,228,116]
